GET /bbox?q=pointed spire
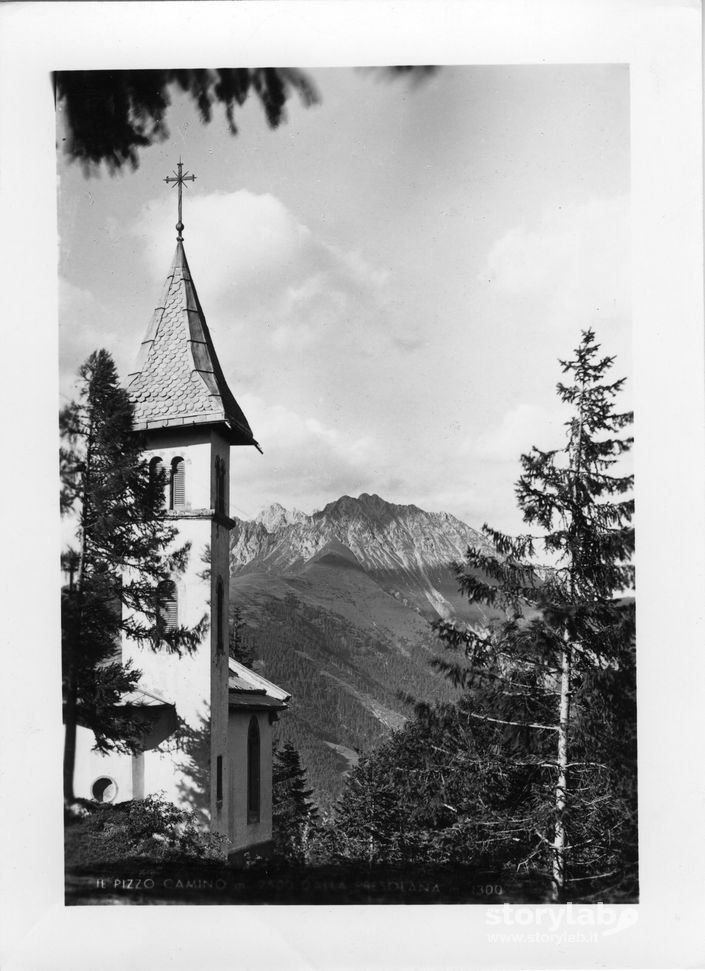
[128,241,259,448]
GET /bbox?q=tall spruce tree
[272,743,319,863]
[60,349,206,803]
[433,329,635,900]
[329,332,635,900]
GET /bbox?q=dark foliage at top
[54,68,319,174]
[54,67,439,174]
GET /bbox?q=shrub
[65,794,227,867]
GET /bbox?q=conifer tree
[434,329,635,900]
[60,349,206,803]
[272,742,319,863]
[229,605,256,670]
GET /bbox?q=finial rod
[164,159,196,241]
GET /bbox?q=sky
[58,65,631,532]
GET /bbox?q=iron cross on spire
[164,159,196,241]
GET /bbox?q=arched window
[149,456,165,504]
[156,579,178,639]
[247,716,261,823]
[216,577,225,654]
[170,457,185,509]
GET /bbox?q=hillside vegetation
[228,493,491,805]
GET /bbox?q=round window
[92,776,117,803]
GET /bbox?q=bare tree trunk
[63,411,92,805]
[63,672,78,803]
[550,370,583,898]
[552,630,572,901]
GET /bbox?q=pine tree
[434,329,635,900]
[60,349,206,803]
[272,743,319,863]
[329,714,461,866]
[229,605,256,669]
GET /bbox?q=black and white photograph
[1,1,703,968]
[56,61,636,906]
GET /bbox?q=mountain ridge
[232,492,491,621]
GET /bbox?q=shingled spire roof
[127,241,258,448]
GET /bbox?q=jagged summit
[316,493,423,522]
[231,492,489,620]
[255,502,309,532]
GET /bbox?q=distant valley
[228,493,500,808]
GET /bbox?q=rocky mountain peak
[315,492,421,525]
[255,502,309,532]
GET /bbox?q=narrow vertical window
[216,577,224,654]
[170,457,185,509]
[216,755,223,805]
[247,716,260,823]
[219,460,226,515]
[214,457,221,513]
[156,579,178,639]
[215,456,226,514]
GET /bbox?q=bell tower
[123,162,260,834]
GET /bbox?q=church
[72,163,289,862]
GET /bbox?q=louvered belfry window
[170,457,185,509]
[247,716,261,823]
[157,580,178,636]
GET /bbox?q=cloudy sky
[58,65,630,532]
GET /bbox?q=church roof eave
[228,657,290,701]
[228,692,288,712]
[132,413,261,450]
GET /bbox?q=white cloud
[230,393,378,515]
[480,196,629,328]
[59,278,120,394]
[133,190,389,355]
[474,403,568,462]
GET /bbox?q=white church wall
[74,725,133,803]
[119,436,216,821]
[112,429,237,840]
[123,514,211,722]
[227,710,274,853]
